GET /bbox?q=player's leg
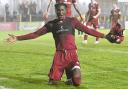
[65,65,81,86]
[64,50,81,86]
[48,65,64,85]
[65,60,81,86]
[65,68,72,85]
[48,51,64,85]
[82,22,92,44]
[66,3,72,17]
[65,60,75,85]
[95,27,100,44]
[71,66,81,86]
[83,34,88,44]
[92,18,100,44]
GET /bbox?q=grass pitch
[0,30,128,89]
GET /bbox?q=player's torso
[111,16,120,23]
[112,23,122,35]
[51,17,76,49]
[111,9,120,22]
[52,18,75,38]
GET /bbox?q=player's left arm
[72,18,118,43]
[72,18,105,38]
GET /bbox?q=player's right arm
[6,26,49,43]
[6,34,17,43]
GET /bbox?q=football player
[83,0,101,44]
[6,3,109,86]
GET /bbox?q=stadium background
[0,0,128,89]
[0,0,128,31]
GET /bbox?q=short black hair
[55,3,67,9]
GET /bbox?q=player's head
[112,4,121,15]
[90,0,98,8]
[91,0,97,4]
[55,3,67,20]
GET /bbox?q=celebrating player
[43,0,83,21]
[107,4,124,44]
[6,3,109,86]
[83,0,101,44]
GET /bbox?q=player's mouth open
[59,15,65,19]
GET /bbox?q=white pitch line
[0,86,12,89]
[0,78,9,80]
[0,78,12,89]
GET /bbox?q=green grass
[0,30,128,89]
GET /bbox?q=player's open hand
[6,34,17,43]
[105,33,117,43]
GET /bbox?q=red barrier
[0,22,17,31]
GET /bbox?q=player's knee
[72,76,81,86]
[72,67,81,86]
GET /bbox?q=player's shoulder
[50,18,58,22]
[66,17,77,21]
[46,19,58,25]
[66,17,79,24]
[44,19,57,28]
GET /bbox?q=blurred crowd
[0,0,127,30]
[0,1,43,22]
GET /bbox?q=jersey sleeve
[44,21,53,32]
[16,22,52,40]
[71,17,105,38]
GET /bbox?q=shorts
[86,17,99,29]
[48,49,80,81]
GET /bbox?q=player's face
[55,5,66,20]
[113,10,119,15]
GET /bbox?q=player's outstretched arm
[6,26,49,42]
[6,34,17,43]
[72,18,117,43]
[73,18,105,38]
